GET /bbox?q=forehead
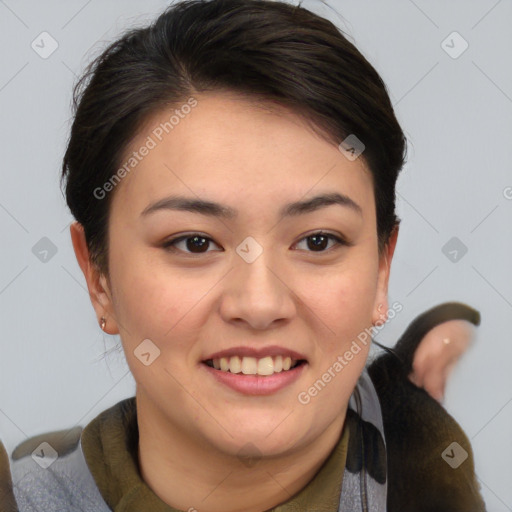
[110,91,374,219]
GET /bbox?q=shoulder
[2,426,110,512]
[10,426,83,462]
[368,350,486,511]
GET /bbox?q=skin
[71,90,398,512]
[409,319,475,402]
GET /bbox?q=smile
[204,355,306,376]
[200,346,309,394]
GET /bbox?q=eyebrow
[140,192,363,219]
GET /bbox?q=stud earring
[100,316,107,331]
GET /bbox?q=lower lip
[200,362,307,396]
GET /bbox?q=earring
[100,316,107,331]
[377,303,383,312]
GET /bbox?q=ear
[69,221,119,334]
[372,225,399,326]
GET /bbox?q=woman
[1,0,486,510]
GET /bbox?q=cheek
[110,253,219,367]
[112,271,199,388]
[300,259,378,346]
[108,252,184,342]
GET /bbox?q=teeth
[209,355,300,376]
[257,356,274,376]
[241,357,257,375]
[229,356,242,374]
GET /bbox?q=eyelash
[162,231,349,256]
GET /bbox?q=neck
[136,392,347,512]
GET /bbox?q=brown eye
[163,234,222,254]
[294,232,347,252]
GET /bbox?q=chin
[212,417,308,457]
[221,434,300,461]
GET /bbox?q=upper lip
[202,345,307,362]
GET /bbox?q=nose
[219,251,296,331]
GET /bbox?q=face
[72,91,397,459]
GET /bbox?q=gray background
[0,0,511,509]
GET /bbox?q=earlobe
[69,222,118,334]
[372,225,399,326]
[373,302,387,326]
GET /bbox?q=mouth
[202,355,307,377]
[199,346,309,394]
